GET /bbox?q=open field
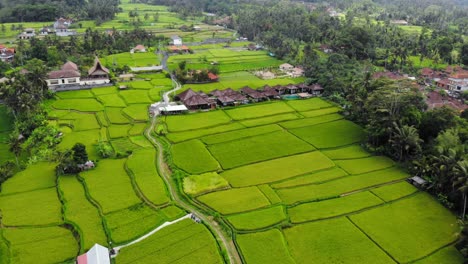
[172,139,220,174]
[183,172,229,196]
[227,205,286,230]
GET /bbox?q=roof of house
[62,61,79,71]
[240,86,256,94]
[134,44,145,50]
[223,88,239,96]
[450,70,468,79]
[177,88,198,101]
[77,244,110,264]
[180,45,189,50]
[209,89,224,97]
[208,72,218,80]
[48,70,81,79]
[183,94,210,106]
[217,95,235,103]
[421,68,434,76]
[88,57,109,76]
[262,88,279,97]
[279,63,293,68]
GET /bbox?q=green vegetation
[240,113,300,127]
[3,227,78,264]
[197,187,270,215]
[279,113,343,129]
[172,139,220,174]
[335,156,395,174]
[225,102,295,120]
[97,94,127,107]
[286,98,333,111]
[371,182,418,202]
[116,219,223,264]
[288,191,383,223]
[271,167,348,188]
[237,229,295,264]
[164,111,232,132]
[208,131,314,169]
[183,172,229,196]
[284,218,395,263]
[52,99,104,112]
[1,162,55,194]
[350,193,460,263]
[166,123,245,143]
[123,104,149,121]
[322,145,371,160]
[221,152,335,187]
[227,206,286,230]
[201,124,281,145]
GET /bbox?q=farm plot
[322,145,371,160]
[207,130,315,169]
[128,123,147,136]
[111,137,142,153]
[166,123,245,143]
[240,113,301,127]
[109,124,132,138]
[0,162,56,195]
[276,167,409,204]
[164,110,232,132]
[116,219,223,264]
[300,107,341,118]
[58,176,108,250]
[0,187,62,226]
[62,112,101,131]
[335,156,395,174]
[284,218,395,263]
[279,113,343,129]
[197,187,270,215]
[97,94,127,107]
[183,172,229,196]
[119,90,152,104]
[105,107,130,124]
[123,104,149,121]
[225,102,295,120]
[227,205,286,230]
[127,148,170,205]
[350,193,459,263]
[80,159,142,214]
[237,229,295,264]
[171,139,220,174]
[201,124,281,145]
[105,204,166,244]
[371,181,419,202]
[286,97,333,111]
[127,80,153,89]
[414,246,464,264]
[290,119,365,148]
[221,151,335,187]
[271,167,348,188]
[2,226,78,264]
[288,191,383,223]
[52,98,104,112]
[59,129,102,159]
[56,89,95,99]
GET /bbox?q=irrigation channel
[132,52,243,264]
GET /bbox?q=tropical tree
[389,122,423,161]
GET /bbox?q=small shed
[158,105,188,115]
[77,244,110,264]
[407,176,428,189]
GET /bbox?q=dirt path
[143,72,242,264]
[112,214,191,256]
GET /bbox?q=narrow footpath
[142,58,242,263]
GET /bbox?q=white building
[77,244,110,264]
[279,63,294,71]
[18,28,35,39]
[46,61,81,86]
[171,35,182,46]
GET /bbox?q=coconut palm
[389,122,422,161]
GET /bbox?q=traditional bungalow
[285,84,298,94]
[261,85,280,98]
[83,57,110,84]
[240,86,267,101]
[310,84,324,95]
[217,95,235,106]
[39,27,54,35]
[272,84,286,95]
[46,61,81,87]
[18,28,35,39]
[184,94,211,110]
[175,88,198,101]
[209,89,225,97]
[132,45,146,53]
[77,244,110,264]
[0,45,15,62]
[279,63,294,71]
[171,35,182,46]
[296,84,309,93]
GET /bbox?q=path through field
[143,69,242,264]
[112,214,191,256]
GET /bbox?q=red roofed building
[208,72,219,81]
[132,45,146,53]
[0,46,15,62]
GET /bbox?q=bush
[97,141,114,158]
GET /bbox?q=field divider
[346,216,399,263]
[75,174,112,246]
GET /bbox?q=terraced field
[162,98,463,264]
[0,72,223,263]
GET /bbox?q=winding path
[143,58,242,264]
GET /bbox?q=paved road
[144,59,242,263]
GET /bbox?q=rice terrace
[0,0,467,263]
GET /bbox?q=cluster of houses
[46,58,111,91]
[0,45,15,62]
[279,63,305,78]
[17,18,76,39]
[173,83,324,111]
[422,66,468,94]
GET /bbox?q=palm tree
[452,160,468,218]
[389,122,422,161]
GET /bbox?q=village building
[256,71,275,80]
[131,45,146,53]
[77,244,110,264]
[290,67,304,77]
[310,84,324,95]
[18,28,36,39]
[390,20,409,26]
[171,35,182,46]
[158,104,189,115]
[207,72,219,82]
[175,88,214,110]
[39,27,54,35]
[0,45,15,62]
[319,44,333,53]
[279,63,294,71]
[54,18,76,37]
[46,58,111,90]
[118,73,135,82]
